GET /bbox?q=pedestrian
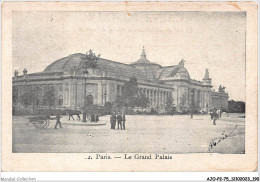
[220,110,222,118]
[212,110,217,125]
[112,113,117,129]
[117,113,123,130]
[91,113,95,122]
[110,114,113,129]
[122,114,126,130]
[209,110,213,119]
[54,111,62,129]
[95,115,99,122]
[216,109,220,119]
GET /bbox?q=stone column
[150,90,153,107]
[107,82,111,102]
[120,85,122,96]
[74,84,78,109]
[187,88,190,105]
[154,90,156,107]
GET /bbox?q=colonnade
[138,88,172,108]
[187,88,210,109]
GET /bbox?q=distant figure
[216,110,221,119]
[91,113,95,122]
[209,111,213,119]
[110,114,114,129]
[110,113,117,129]
[95,115,99,122]
[116,114,123,130]
[122,115,126,130]
[212,110,218,125]
[54,112,62,129]
[113,114,117,129]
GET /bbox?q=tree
[20,91,32,108]
[104,102,112,115]
[116,77,139,108]
[115,95,127,108]
[165,93,175,115]
[137,93,149,112]
[228,100,245,113]
[115,77,150,111]
[13,86,18,105]
[43,86,56,109]
[122,77,139,107]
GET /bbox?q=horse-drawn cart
[27,115,50,129]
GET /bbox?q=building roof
[130,47,161,80]
[44,53,146,79]
[156,66,180,79]
[156,65,190,79]
[130,46,161,67]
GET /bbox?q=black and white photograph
[12,10,246,154]
[2,1,257,174]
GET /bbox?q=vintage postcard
[1,1,258,172]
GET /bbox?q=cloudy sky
[12,11,246,101]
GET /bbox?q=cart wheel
[33,120,47,129]
[43,119,50,129]
[39,120,49,129]
[32,121,41,129]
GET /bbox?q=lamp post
[82,70,89,122]
[104,92,107,104]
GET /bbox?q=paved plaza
[12,113,245,153]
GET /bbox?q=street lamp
[104,92,107,104]
[82,69,89,122]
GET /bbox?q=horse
[65,109,81,121]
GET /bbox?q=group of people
[52,111,100,129]
[209,109,223,125]
[90,114,99,123]
[110,113,126,130]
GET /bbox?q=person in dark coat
[112,114,117,129]
[122,115,126,130]
[117,114,123,130]
[110,114,114,129]
[212,110,217,125]
[91,113,95,122]
[209,110,213,120]
[54,111,62,129]
[95,115,99,122]
[110,113,117,129]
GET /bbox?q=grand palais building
[13,47,229,113]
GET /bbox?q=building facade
[13,48,228,113]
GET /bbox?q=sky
[12,11,246,101]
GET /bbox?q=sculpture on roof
[178,59,185,66]
[80,49,100,69]
[204,68,210,79]
[23,68,27,75]
[218,85,226,93]
[14,70,19,77]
